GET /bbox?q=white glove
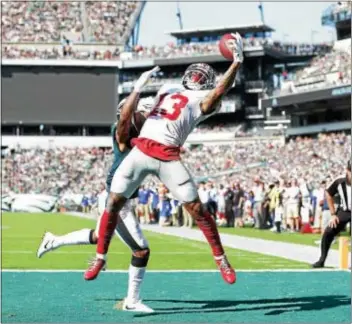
[133,66,160,93]
[230,32,244,63]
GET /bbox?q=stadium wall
[2,194,58,213]
[2,135,285,148]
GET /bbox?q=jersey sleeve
[157,84,184,97]
[326,177,341,197]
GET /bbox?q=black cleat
[312,261,325,268]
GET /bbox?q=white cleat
[115,298,154,313]
[37,232,57,258]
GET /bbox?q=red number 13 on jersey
[150,93,189,121]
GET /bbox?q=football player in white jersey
[85,33,244,285]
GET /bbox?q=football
[219,33,236,60]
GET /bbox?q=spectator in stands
[149,187,160,224]
[182,204,193,228]
[216,184,227,226]
[285,179,301,232]
[252,178,265,229]
[170,197,180,227]
[233,183,245,228]
[62,36,72,57]
[137,185,151,224]
[198,182,210,216]
[207,182,218,219]
[268,181,279,228]
[81,195,89,213]
[243,191,255,226]
[158,191,172,227]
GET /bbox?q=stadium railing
[118,77,238,94]
[2,40,331,62]
[244,80,265,91]
[260,84,351,109]
[286,121,352,136]
[2,132,285,149]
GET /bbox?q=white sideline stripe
[0,251,313,264]
[2,269,349,273]
[1,250,271,256]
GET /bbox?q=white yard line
[1,250,233,255]
[140,225,347,268]
[2,269,349,273]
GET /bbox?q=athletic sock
[52,229,93,248]
[195,210,224,257]
[96,210,118,256]
[126,265,146,304]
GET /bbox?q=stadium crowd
[1,1,332,61]
[2,133,350,231]
[1,1,138,43]
[277,45,352,95]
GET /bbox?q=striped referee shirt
[326,176,351,212]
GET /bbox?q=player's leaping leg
[112,201,153,312]
[158,159,236,284]
[37,229,96,258]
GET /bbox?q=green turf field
[2,213,309,270]
[218,227,350,250]
[1,212,350,323]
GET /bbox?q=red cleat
[84,257,106,281]
[215,255,236,284]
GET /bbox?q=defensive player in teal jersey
[37,67,159,313]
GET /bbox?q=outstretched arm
[200,33,243,115]
[116,91,140,152]
[117,66,160,151]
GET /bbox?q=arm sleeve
[326,178,340,197]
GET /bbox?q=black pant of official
[317,210,351,266]
[225,203,234,227]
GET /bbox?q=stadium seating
[1,1,139,44]
[1,1,84,42]
[277,45,351,94]
[2,147,113,196]
[1,2,332,62]
[2,133,350,197]
[85,1,138,43]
